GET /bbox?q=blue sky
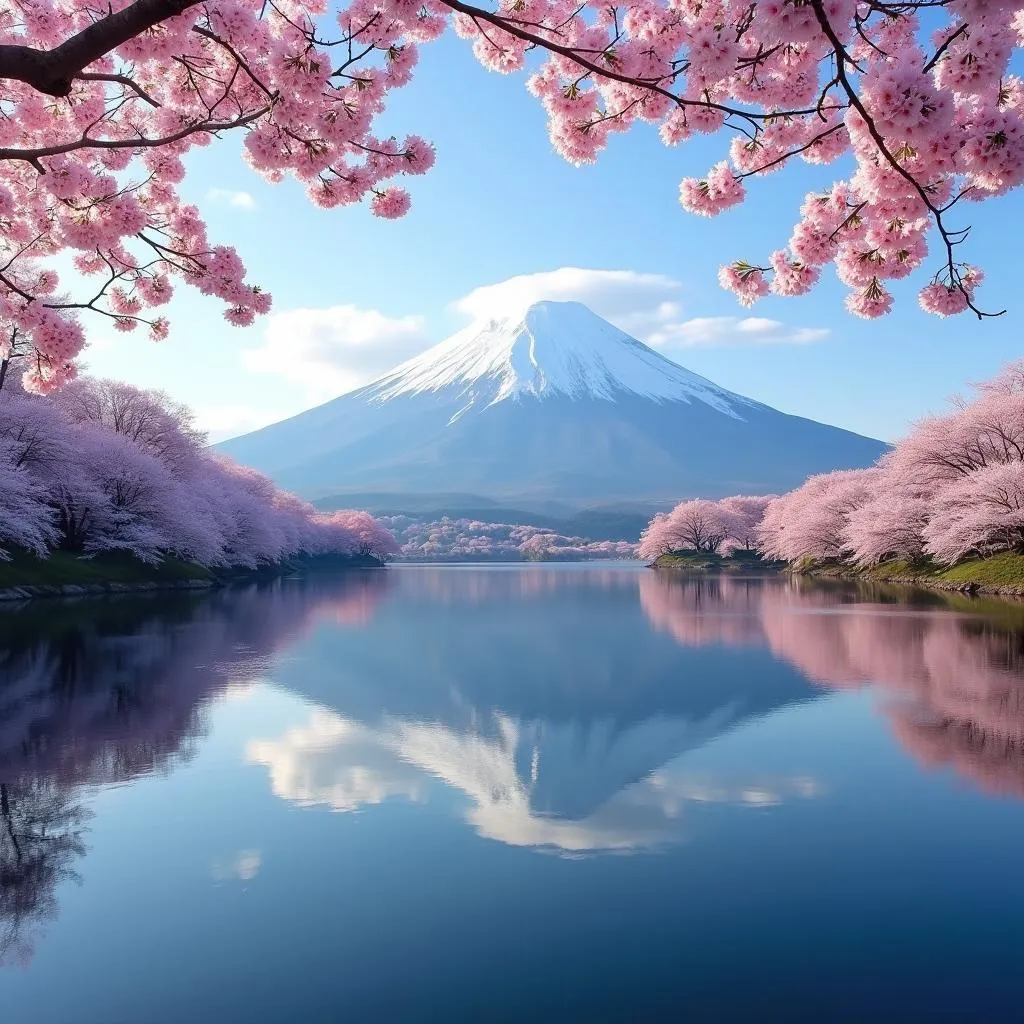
[82,33,1024,444]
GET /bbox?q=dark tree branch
[0,103,274,164]
[0,0,201,96]
[74,71,162,107]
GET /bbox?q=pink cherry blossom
[371,187,413,219]
[1,0,1022,388]
[718,263,769,307]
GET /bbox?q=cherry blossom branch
[74,72,162,107]
[808,0,1004,320]
[734,124,846,180]
[439,0,843,128]
[0,104,274,164]
[190,26,278,100]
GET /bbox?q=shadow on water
[3,565,1024,970]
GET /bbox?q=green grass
[799,552,1024,595]
[651,549,784,572]
[935,553,1024,588]
[0,550,214,589]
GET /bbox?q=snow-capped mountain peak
[217,298,887,506]
[369,300,747,416]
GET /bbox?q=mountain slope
[219,301,887,504]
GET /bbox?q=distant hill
[314,493,658,542]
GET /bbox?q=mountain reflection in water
[2,566,1024,972]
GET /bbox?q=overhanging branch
[0,0,201,96]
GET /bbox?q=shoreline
[647,551,1024,599]
[0,553,386,604]
[792,563,1024,599]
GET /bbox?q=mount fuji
[219,301,887,508]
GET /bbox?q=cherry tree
[757,468,879,561]
[923,461,1024,562]
[845,484,929,564]
[719,494,774,552]
[49,425,188,560]
[55,377,205,471]
[1,2,1022,391]
[639,494,774,559]
[665,498,731,552]
[315,509,401,557]
[637,512,674,560]
[0,450,56,556]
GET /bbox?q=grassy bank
[650,549,786,572]
[648,548,1024,598]
[0,550,384,598]
[797,553,1024,597]
[0,551,214,589]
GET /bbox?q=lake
[3,563,1024,1022]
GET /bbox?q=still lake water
[3,563,1024,1022]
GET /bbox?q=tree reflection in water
[0,572,391,965]
[640,572,1024,797]
[0,778,87,967]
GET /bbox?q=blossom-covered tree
[0,451,56,556]
[55,377,205,471]
[1,2,1022,390]
[923,462,1024,563]
[631,361,1024,569]
[637,512,675,561]
[844,480,929,564]
[639,494,778,560]
[0,371,396,564]
[637,499,724,556]
[757,468,879,562]
[719,494,774,552]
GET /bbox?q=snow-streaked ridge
[366,301,751,418]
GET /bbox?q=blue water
[2,564,1024,1022]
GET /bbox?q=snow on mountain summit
[368,300,747,416]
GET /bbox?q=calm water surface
[3,564,1024,1022]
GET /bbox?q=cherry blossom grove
[382,515,637,560]
[0,373,397,564]
[644,361,1024,567]
[1,3,1023,391]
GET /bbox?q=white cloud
[647,315,830,349]
[206,188,256,210]
[241,305,430,402]
[453,267,682,329]
[194,402,303,443]
[451,268,828,350]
